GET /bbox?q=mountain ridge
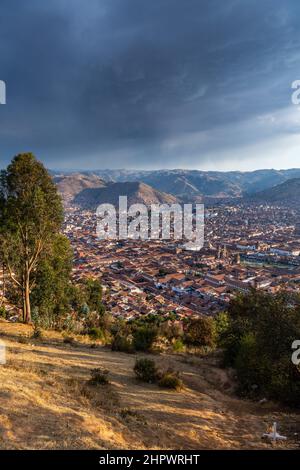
[63,168,300,202]
[53,169,300,205]
[74,181,178,209]
[54,173,106,203]
[248,177,300,203]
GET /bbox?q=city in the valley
[63,201,300,322]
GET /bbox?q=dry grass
[0,320,299,450]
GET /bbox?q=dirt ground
[0,320,299,450]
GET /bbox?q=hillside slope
[0,321,299,450]
[92,168,300,201]
[53,169,300,204]
[249,178,300,203]
[54,174,106,203]
[74,182,177,209]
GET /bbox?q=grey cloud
[0,0,300,170]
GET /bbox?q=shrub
[184,316,215,348]
[214,311,230,347]
[83,278,105,314]
[111,333,135,353]
[62,314,77,333]
[221,289,300,405]
[133,326,157,352]
[172,339,185,353]
[89,368,110,385]
[134,358,158,383]
[120,408,146,424]
[0,306,8,319]
[83,311,98,330]
[158,369,183,390]
[80,303,90,316]
[234,333,262,396]
[88,327,105,341]
[32,324,42,339]
[159,321,183,341]
[98,312,114,332]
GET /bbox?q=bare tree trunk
[2,263,5,300]
[24,273,31,323]
[22,293,26,323]
[0,263,4,306]
[5,260,32,322]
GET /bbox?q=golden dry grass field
[0,320,299,450]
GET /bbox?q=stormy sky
[1,0,300,171]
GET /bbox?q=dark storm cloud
[0,0,300,170]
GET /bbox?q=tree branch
[5,261,22,289]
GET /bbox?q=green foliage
[234,333,262,396]
[69,284,86,313]
[0,154,64,323]
[80,303,90,316]
[83,311,99,330]
[98,311,113,332]
[172,338,185,353]
[88,327,105,341]
[31,306,40,324]
[159,320,183,341]
[158,369,183,390]
[83,278,105,314]
[30,234,74,328]
[134,358,158,383]
[61,314,77,333]
[165,311,178,322]
[130,313,163,329]
[133,359,183,390]
[68,278,106,330]
[111,333,135,353]
[111,320,134,353]
[214,311,230,347]
[84,310,113,341]
[221,289,300,405]
[133,325,158,352]
[0,305,8,318]
[110,316,185,353]
[184,316,216,349]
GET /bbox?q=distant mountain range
[248,177,300,203]
[72,168,300,200]
[53,169,300,207]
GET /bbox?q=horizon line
[47,167,300,174]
